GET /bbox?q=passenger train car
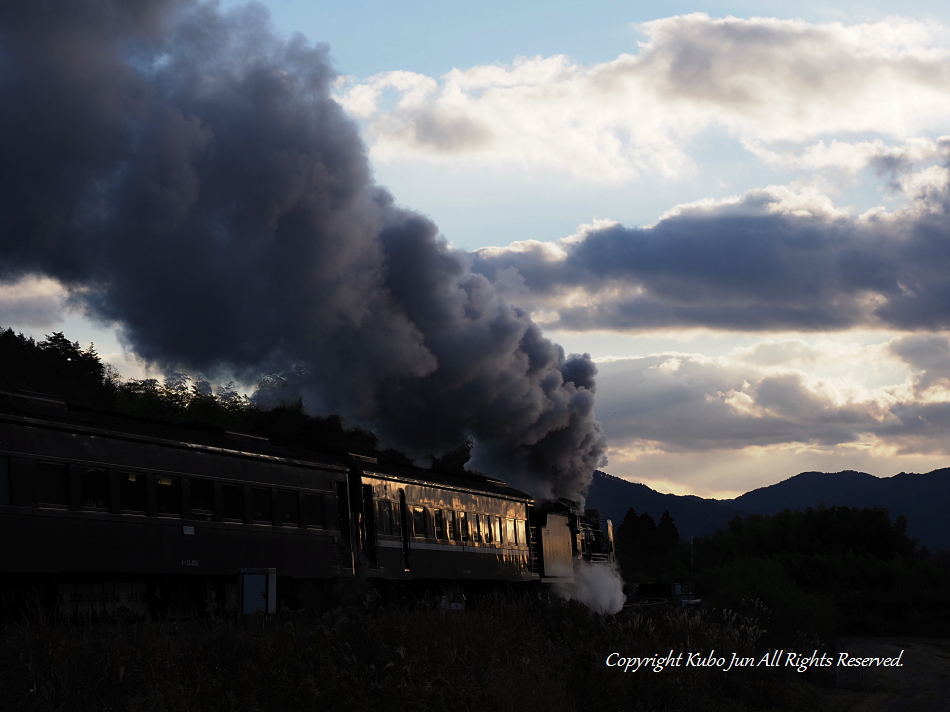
[0,390,614,617]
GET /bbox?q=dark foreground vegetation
[0,593,820,712]
[695,507,950,641]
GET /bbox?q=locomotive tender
[0,390,614,617]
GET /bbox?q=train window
[516,520,527,546]
[37,462,69,507]
[120,473,147,513]
[156,476,182,517]
[376,500,393,535]
[304,493,324,528]
[190,478,215,521]
[458,511,469,541]
[505,518,515,545]
[445,510,458,540]
[472,513,482,543]
[80,468,110,509]
[412,506,428,538]
[0,456,9,507]
[222,484,244,522]
[251,487,273,524]
[434,509,446,539]
[279,490,299,526]
[494,516,503,544]
[482,514,492,544]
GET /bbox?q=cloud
[0,276,67,329]
[889,333,950,397]
[472,169,950,332]
[591,334,950,468]
[595,352,895,454]
[337,14,950,179]
[743,137,950,178]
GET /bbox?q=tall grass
[0,592,818,712]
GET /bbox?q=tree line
[613,494,950,638]
[0,326,444,466]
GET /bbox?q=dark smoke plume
[0,0,605,502]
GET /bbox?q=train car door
[361,484,378,569]
[345,466,368,572]
[335,480,355,573]
[399,489,411,572]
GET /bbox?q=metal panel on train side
[0,412,351,580]
[361,474,536,582]
[540,514,574,581]
[0,507,342,579]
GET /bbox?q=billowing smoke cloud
[0,0,605,502]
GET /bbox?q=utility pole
[690,535,695,594]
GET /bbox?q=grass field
[0,592,826,712]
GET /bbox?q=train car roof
[354,458,534,502]
[0,390,535,500]
[0,389,347,471]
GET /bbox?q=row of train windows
[0,456,528,546]
[376,500,528,546]
[0,457,326,528]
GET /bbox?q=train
[0,389,615,618]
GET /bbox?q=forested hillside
[0,327,447,467]
[614,502,950,639]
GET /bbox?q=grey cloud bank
[590,331,950,464]
[594,355,884,453]
[474,183,950,334]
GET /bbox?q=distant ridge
[725,468,950,553]
[585,471,748,540]
[586,467,950,552]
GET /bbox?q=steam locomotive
[0,390,614,617]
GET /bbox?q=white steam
[555,561,626,614]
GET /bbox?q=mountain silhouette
[586,468,950,552]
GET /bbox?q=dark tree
[0,327,116,408]
[657,510,680,549]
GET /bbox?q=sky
[5,0,950,499]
